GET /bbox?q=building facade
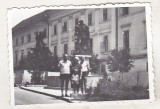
[48,7,146,59]
[12,7,148,86]
[12,11,50,68]
[47,7,148,86]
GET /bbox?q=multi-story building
[48,7,147,86]
[48,7,146,58]
[12,11,51,68]
[12,7,148,86]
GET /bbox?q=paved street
[14,87,67,105]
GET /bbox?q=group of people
[58,54,89,97]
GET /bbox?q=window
[75,18,79,25]
[28,51,31,55]
[101,64,106,73]
[64,44,68,54]
[16,38,18,45]
[35,31,38,37]
[21,50,24,61]
[27,48,31,55]
[27,34,31,43]
[62,21,67,32]
[15,51,18,65]
[90,38,93,54]
[54,25,57,35]
[54,46,57,55]
[88,13,92,26]
[146,62,148,72]
[104,35,108,52]
[122,7,129,16]
[103,9,108,21]
[101,36,109,53]
[143,21,147,49]
[44,29,47,38]
[21,36,24,44]
[71,50,75,55]
[123,30,129,50]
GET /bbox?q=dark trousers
[80,71,88,93]
[80,79,87,93]
[72,83,79,93]
[60,74,70,95]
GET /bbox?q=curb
[20,86,73,103]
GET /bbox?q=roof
[12,9,80,34]
[12,10,61,34]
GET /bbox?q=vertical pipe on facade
[115,8,118,50]
[44,11,50,48]
[48,21,49,48]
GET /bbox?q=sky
[10,8,45,27]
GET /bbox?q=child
[71,57,81,93]
[71,71,80,93]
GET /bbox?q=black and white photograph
[8,3,153,105]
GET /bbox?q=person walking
[58,54,72,97]
[80,57,89,94]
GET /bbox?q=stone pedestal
[75,54,91,72]
[75,55,102,88]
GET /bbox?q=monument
[74,20,91,55]
[74,20,92,76]
[71,20,101,98]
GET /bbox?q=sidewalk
[20,86,87,103]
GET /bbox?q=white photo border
[7,2,154,106]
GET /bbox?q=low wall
[86,75,102,88]
[46,76,61,87]
[46,72,101,88]
[108,58,148,87]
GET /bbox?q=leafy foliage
[89,55,100,74]
[20,31,59,84]
[106,49,134,73]
[84,49,148,101]
[86,76,149,101]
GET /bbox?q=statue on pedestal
[74,20,91,55]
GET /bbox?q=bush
[86,86,94,95]
[106,49,134,75]
[85,76,149,101]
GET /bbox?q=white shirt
[58,60,72,74]
[81,61,89,72]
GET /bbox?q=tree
[106,49,134,81]
[21,31,59,84]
